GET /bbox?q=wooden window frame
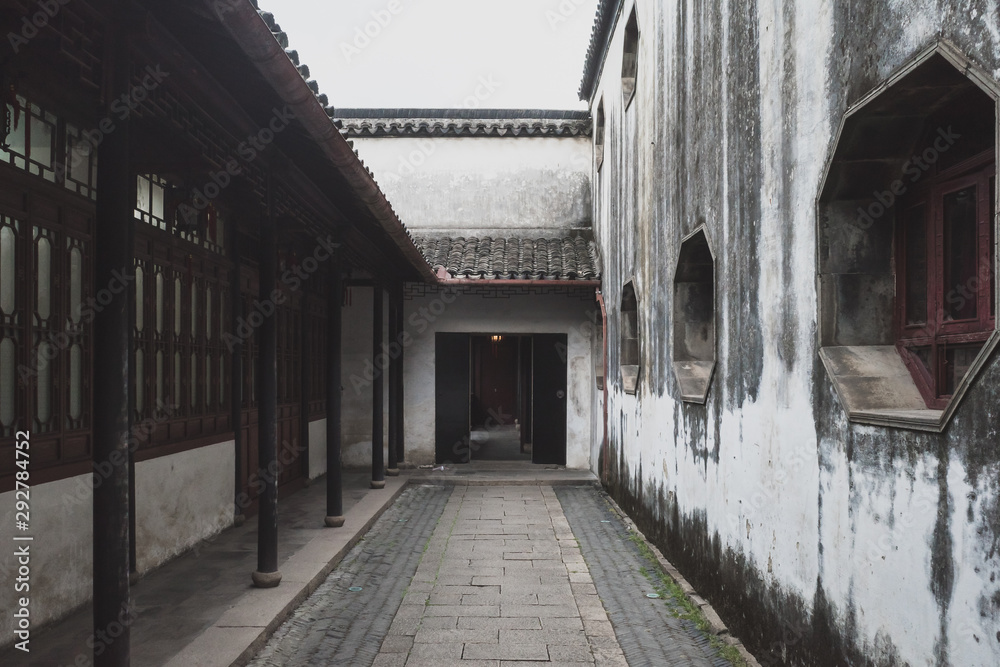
[895,150,996,409]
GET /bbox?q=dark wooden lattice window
[0,170,93,491]
[896,151,996,408]
[305,290,328,417]
[133,203,232,450]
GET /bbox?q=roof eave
[204,0,439,284]
[578,0,625,102]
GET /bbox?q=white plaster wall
[308,418,327,479]
[591,0,1000,663]
[0,474,92,648]
[402,286,596,468]
[353,136,592,234]
[134,441,234,574]
[341,285,391,468]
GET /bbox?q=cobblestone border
[601,491,762,667]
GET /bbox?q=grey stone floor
[0,472,375,667]
[252,484,733,666]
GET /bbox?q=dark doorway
[532,334,568,465]
[434,332,567,465]
[435,333,471,463]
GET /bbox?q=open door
[435,333,471,463]
[532,334,567,465]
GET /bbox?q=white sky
[257,0,599,110]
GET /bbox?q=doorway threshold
[413,460,598,486]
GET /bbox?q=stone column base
[370,480,386,489]
[251,570,282,588]
[324,515,345,528]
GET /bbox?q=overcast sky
[257,0,599,110]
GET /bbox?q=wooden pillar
[92,6,132,664]
[229,227,244,524]
[299,260,310,484]
[324,251,345,526]
[387,282,403,474]
[252,181,281,588]
[371,283,385,489]
[395,285,405,464]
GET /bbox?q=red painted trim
[596,290,609,485]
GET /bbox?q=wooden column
[324,251,345,527]
[387,282,403,474]
[299,260,310,484]
[92,6,132,664]
[252,182,281,588]
[371,284,385,489]
[229,226,244,524]
[395,285,405,464]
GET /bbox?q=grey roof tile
[416,234,600,281]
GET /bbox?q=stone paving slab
[372,485,629,667]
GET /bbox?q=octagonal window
[673,229,715,403]
[818,44,998,431]
[620,281,639,394]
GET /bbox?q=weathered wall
[308,418,327,479]
[591,0,1000,665]
[401,285,597,468]
[353,136,593,235]
[134,441,234,574]
[0,475,92,647]
[341,285,391,468]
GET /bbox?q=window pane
[135,265,144,332]
[0,337,15,427]
[136,175,150,214]
[206,287,212,340]
[943,185,978,321]
[151,179,165,221]
[30,112,53,168]
[70,343,82,421]
[1,223,15,314]
[205,352,212,408]
[174,351,181,406]
[69,246,82,324]
[944,344,983,395]
[156,350,164,409]
[174,277,182,336]
[36,234,51,321]
[37,342,52,426]
[219,355,226,405]
[155,272,164,334]
[135,348,144,415]
[904,205,927,325]
[190,354,197,408]
[191,280,198,338]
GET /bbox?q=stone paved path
[251,484,735,666]
[248,484,453,667]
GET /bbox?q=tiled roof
[417,234,600,281]
[336,109,591,138]
[579,0,624,102]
